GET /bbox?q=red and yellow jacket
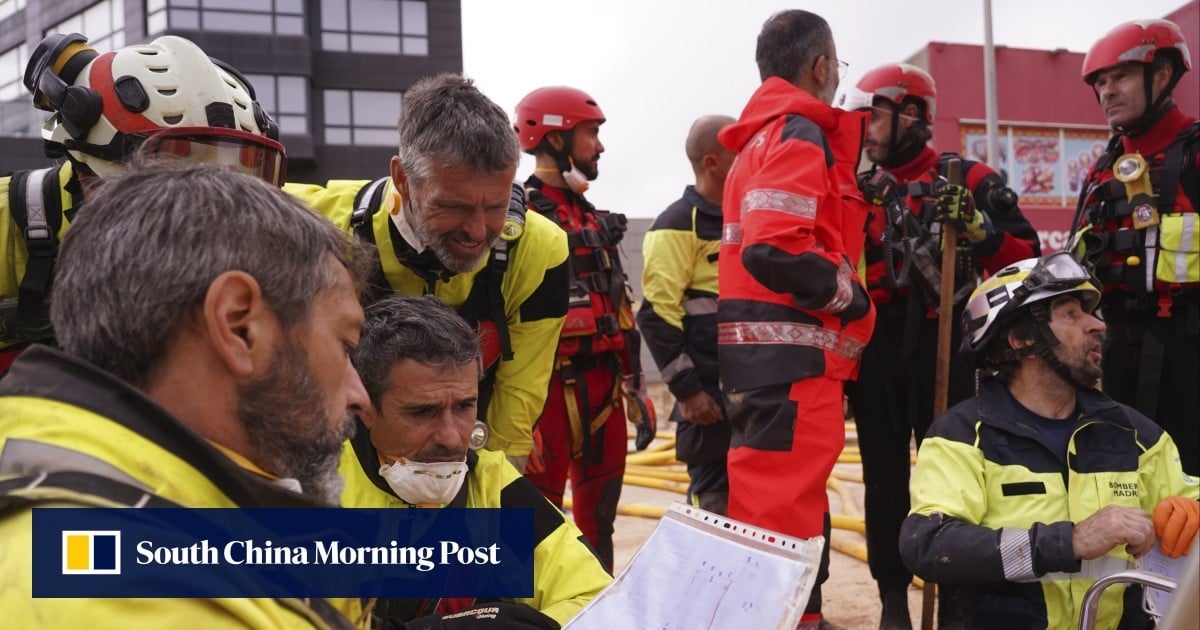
[716,77,875,390]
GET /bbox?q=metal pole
[983,0,1001,172]
[1078,570,1177,629]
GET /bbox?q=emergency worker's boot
[879,590,912,630]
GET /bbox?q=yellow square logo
[61,530,121,575]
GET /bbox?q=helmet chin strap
[1121,64,1178,137]
[994,304,1094,390]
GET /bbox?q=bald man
[637,115,736,513]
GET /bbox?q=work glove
[402,602,560,630]
[623,373,657,451]
[1152,496,1199,558]
[935,184,993,244]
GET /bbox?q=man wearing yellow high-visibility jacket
[901,254,1199,630]
[335,295,610,629]
[638,114,736,514]
[287,74,569,471]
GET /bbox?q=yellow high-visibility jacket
[288,179,568,458]
[0,345,354,629]
[337,425,612,626]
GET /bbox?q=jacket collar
[1,345,335,508]
[683,185,721,218]
[974,377,1127,434]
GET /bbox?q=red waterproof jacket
[717,77,875,391]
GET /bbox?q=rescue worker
[337,295,611,628]
[1,32,286,371]
[0,161,372,627]
[717,11,874,629]
[901,253,1199,630]
[838,63,1040,629]
[287,73,569,473]
[514,85,654,572]
[1073,18,1199,476]
[638,114,736,514]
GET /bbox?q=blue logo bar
[33,508,533,598]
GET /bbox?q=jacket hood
[719,77,842,152]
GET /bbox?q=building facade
[907,1,1198,253]
[0,0,462,182]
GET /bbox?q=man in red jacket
[717,9,873,629]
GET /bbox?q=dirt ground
[591,384,929,630]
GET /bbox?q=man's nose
[344,362,370,414]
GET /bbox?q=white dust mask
[378,458,468,506]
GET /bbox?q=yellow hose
[625,449,679,466]
[625,466,691,483]
[831,469,864,484]
[830,513,865,534]
[623,474,688,494]
[827,477,862,519]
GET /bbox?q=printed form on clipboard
[564,502,825,630]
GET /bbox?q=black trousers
[846,303,973,595]
[1102,303,1200,476]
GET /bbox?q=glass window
[275,15,303,35]
[1,44,39,138]
[401,1,427,36]
[47,0,125,53]
[320,0,346,30]
[402,36,427,57]
[350,34,399,54]
[146,0,304,36]
[324,89,349,125]
[323,88,400,147]
[321,0,427,56]
[203,11,272,32]
[0,0,27,23]
[0,45,28,101]
[322,33,348,51]
[246,73,309,136]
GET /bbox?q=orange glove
[1152,496,1199,558]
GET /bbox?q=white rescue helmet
[25,33,285,185]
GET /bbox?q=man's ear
[546,130,566,152]
[1151,64,1174,96]
[203,270,276,378]
[1007,328,1035,351]
[389,156,409,195]
[899,103,920,129]
[812,54,830,91]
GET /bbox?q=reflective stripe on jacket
[716,77,875,390]
[0,345,350,629]
[638,185,720,399]
[901,379,1199,630]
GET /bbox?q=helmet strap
[879,103,925,169]
[998,302,1094,390]
[1123,63,1177,136]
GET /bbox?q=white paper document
[565,503,824,630]
[1138,545,1187,618]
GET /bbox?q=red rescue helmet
[841,63,937,124]
[513,86,605,152]
[1082,18,1192,84]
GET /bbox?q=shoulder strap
[349,177,391,245]
[1170,121,1200,212]
[348,177,393,303]
[7,166,62,339]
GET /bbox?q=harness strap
[8,167,60,339]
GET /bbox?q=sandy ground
[589,384,931,629]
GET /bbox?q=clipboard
[565,502,825,630]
